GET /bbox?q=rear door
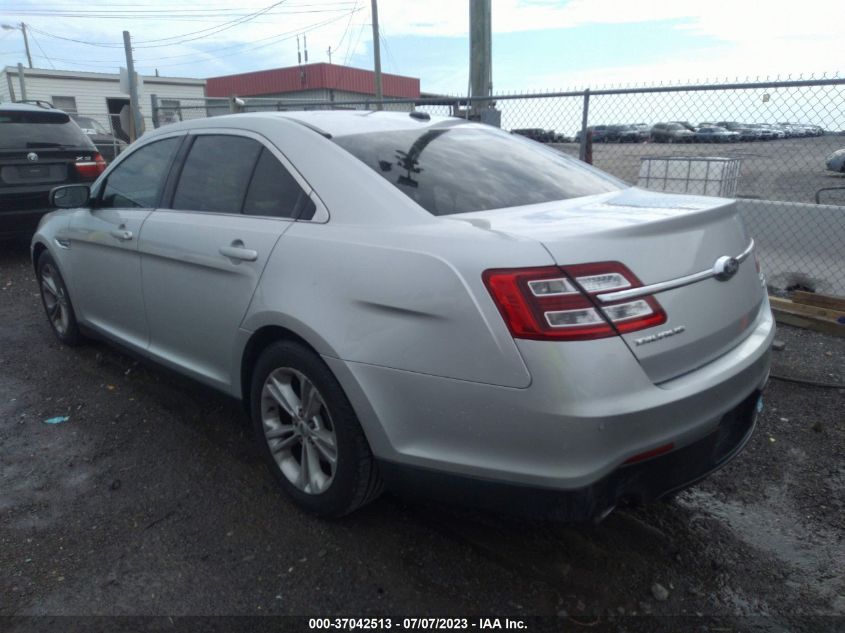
[65,135,183,349]
[138,131,311,390]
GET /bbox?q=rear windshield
[0,109,92,150]
[332,124,623,215]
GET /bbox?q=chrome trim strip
[596,239,754,303]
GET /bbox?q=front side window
[99,137,180,209]
[172,135,262,214]
[332,124,622,216]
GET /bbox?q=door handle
[219,244,258,262]
[110,229,133,241]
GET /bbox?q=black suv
[1,102,106,238]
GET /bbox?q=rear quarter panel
[241,220,556,389]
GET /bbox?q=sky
[1,0,842,95]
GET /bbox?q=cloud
[1,0,842,90]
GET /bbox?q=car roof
[154,110,470,139]
[0,101,63,113]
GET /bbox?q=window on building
[52,96,78,114]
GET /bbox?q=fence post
[150,94,159,129]
[578,88,590,162]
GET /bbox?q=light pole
[1,22,33,68]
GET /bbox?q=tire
[37,251,82,346]
[250,340,383,517]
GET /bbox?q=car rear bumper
[378,389,761,521]
[325,298,774,514]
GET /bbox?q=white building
[0,66,206,140]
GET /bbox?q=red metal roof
[206,63,420,99]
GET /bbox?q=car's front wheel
[250,341,383,517]
[37,251,82,346]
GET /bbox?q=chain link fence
[151,76,845,296]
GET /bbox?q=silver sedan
[32,111,774,520]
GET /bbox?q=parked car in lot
[70,114,127,162]
[716,122,758,141]
[758,124,786,139]
[1,102,106,239]
[575,125,612,143]
[32,111,773,520]
[746,124,776,140]
[616,125,648,143]
[512,128,572,144]
[694,126,740,143]
[650,122,695,143]
[826,148,845,173]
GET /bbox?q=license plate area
[1,163,67,184]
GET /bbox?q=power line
[9,9,356,22]
[27,30,56,69]
[5,1,353,10]
[147,10,360,68]
[379,23,399,75]
[27,0,291,48]
[330,0,357,57]
[2,5,361,72]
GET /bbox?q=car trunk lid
[455,187,766,383]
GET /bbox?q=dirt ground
[1,239,843,632]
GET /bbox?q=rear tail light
[482,262,666,341]
[74,153,107,180]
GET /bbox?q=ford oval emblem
[27,152,39,162]
[714,255,740,281]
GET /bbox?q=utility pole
[327,46,332,64]
[122,31,143,142]
[21,23,32,69]
[469,0,492,106]
[1,22,32,68]
[469,0,499,126]
[370,0,383,110]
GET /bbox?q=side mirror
[50,184,90,209]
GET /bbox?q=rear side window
[0,109,92,150]
[242,149,307,218]
[99,137,180,209]
[173,135,262,213]
[332,124,622,216]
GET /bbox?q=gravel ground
[1,239,843,632]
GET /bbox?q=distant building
[0,66,206,140]
[206,63,420,110]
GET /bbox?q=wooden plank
[790,290,845,312]
[771,307,844,338]
[769,296,845,321]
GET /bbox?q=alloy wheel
[260,367,338,495]
[40,263,69,337]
